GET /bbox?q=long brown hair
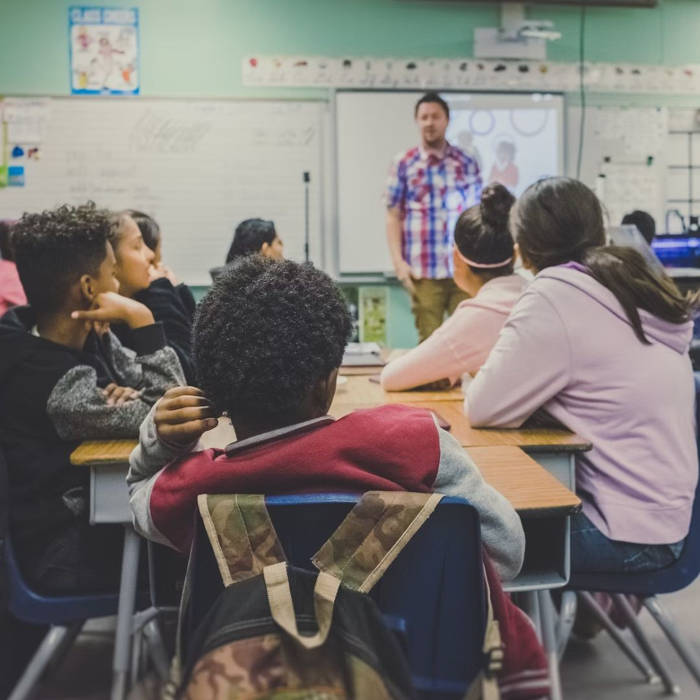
[512,177,697,344]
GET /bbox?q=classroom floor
[30,580,700,699]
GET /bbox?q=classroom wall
[3,0,700,97]
[3,0,700,348]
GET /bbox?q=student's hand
[394,259,416,295]
[103,383,142,406]
[71,292,155,329]
[155,386,219,447]
[150,262,178,285]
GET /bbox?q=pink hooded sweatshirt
[381,274,527,390]
[467,264,698,545]
[0,260,26,316]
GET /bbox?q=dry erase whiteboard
[0,98,325,285]
[335,90,565,275]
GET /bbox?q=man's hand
[71,292,155,329]
[155,386,218,448]
[394,259,416,295]
[103,383,142,406]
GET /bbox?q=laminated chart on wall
[69,6,140,95]
[0,98,51,188]
[566,106,668,227]
[597,108,667,227]
[598,163,665,228]
[242,55,700,95]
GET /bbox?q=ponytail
[582,246,698,344]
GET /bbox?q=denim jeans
[571,512,684,575]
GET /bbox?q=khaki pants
[410,278,469,342]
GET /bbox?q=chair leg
[556,591,577,659]
[143,619,171,682]
[643,596,700,686]
[538,590,563,700]
[45,620,84,677]
[611,594,680,695]
[8,623,80,700]
[578,592,659,684]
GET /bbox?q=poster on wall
[69,6,139,95]
[359,287,388,345]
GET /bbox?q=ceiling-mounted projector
[474,3,561,60]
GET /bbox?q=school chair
[565,374,700,694]
[187,494,487,699]
[4,531,121,700]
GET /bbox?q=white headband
[456,248,513,269]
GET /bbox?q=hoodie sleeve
[127,403,203,547]
[466,287,571,428]
[431,417,525,581]
[46,328,185,441]
[380,306,490,391]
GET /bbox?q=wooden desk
[72,439,137,467]
[72,435,580,698]
[332,375,463,407]
[468,446,580,516]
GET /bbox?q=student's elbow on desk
[464,385,527,429]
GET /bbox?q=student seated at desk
[466,177,699,575]
[0,220,27,316]
[209,218,284,281]
[108,210,196,382]
[0,203,184,594]
[128,256,525,581]
[381,184,527,390]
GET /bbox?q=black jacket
[0,306,184,580]
[112,278,196,382]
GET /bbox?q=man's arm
[386,207,415,294]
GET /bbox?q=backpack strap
[263,561,341,649]
[197,493,286,586]
[463,565,503,700]
[312,491,443,593]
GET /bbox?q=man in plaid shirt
[386,92,482,342]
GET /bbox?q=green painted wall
[2,0,699,347]
[2,0,700,98]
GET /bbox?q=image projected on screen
[335,90,564,273]
[445,95,559,197]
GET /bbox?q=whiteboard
[335,91,565,274]
[0,98,325,285]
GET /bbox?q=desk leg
[111,524,141,700]
[538,590,563,700]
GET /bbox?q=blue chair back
[0,443,120,627]
[569,373,700,595]
[187,494,486,699]
[5,533,120,626]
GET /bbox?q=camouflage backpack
[165,492,503,700]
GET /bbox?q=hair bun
[480,183,515,230]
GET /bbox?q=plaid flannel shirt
[386,143,482,279]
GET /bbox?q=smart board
[335,90,564,274]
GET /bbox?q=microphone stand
[303,171,310,262]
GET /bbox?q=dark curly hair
[0,220,17,261]
[194,256,352,424]
[225,218,277,264]
[13,202,110,314]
